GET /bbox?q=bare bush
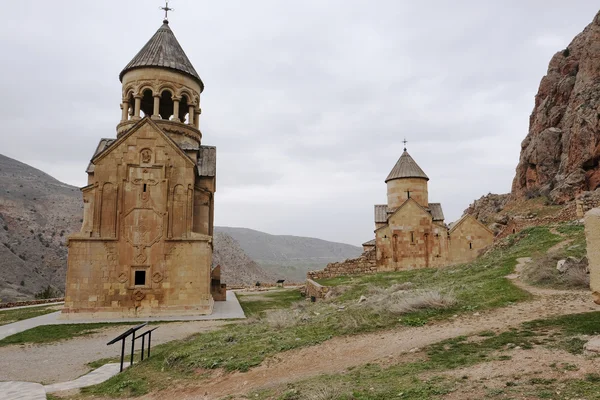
[522,254,589,289]
[299,382,347,400]
[264,309,298,329]
[366,282,414,296]
[324,285,351,300]
[563,265,590,288]
[365,289,456,315]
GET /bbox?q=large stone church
[365,147,494,270]
[62,18,216,318]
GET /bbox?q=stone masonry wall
[307,249,376,280]
[584,207,600,304]
[577,189,600,218]
[305,279,330,300]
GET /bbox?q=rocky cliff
[512,11,600,203]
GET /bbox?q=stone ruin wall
[307,249,376,280]
[305,279,330,300]
[576,189,600,218]
[496,203,577,239]
[584,207,600,304]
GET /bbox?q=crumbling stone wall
[496,203,577,239]
[307,249,376,280]
[577,189,600,218]
[584,207,600,304]
[305,279,330,300]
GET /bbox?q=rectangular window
[410,232,414,243]
[134,270,146,286]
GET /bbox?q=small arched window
[159,90,174,120]
[179,94,190,122]
[140,89,153,117]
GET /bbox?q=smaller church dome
[385,150,429,182]
[120,21,204,91]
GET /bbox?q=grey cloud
[1,1,599,245]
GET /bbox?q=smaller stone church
[309,147,493,279]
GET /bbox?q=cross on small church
[403,138,408,151]
[160,1,174,21]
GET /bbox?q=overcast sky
[1,1,598,246]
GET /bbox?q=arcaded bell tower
[63,12,217,319]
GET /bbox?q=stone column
[194,107,200,128]
[152,95,161,119]
[172,97,181,122]
[133,95,142,120]
[188,105,195,125]
[120,101,129,122]
[585,207,600,304]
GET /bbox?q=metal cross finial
[403,138,408,151]
[160,1,174,22]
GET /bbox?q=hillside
[212,232,280,285]
[0,154,81,302]
[214,226,362,281]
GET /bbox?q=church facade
[368,148,493,270]
[62,19,216,318]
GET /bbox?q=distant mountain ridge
[215,226,362,281]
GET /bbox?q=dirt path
[147,283,597,399]
[0,320,227,384]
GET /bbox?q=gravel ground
[0,320,227,384]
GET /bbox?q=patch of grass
[262,312,600,400]
[0,305,58,326]
[0,322,134,347]
[87,226,569,397]
[237,289,304,317]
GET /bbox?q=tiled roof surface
[362,239,376,246]
[385,150,429,182]
[429,203,445,221]
[120,22,203,89]
[374,204,388,223]
[86,138,115,173]
[197,145,216,177]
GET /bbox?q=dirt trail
[148,274,597,399]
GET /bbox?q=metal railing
[106,322,159,372]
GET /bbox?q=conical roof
[385,150,429,182]
[120,21,204,90]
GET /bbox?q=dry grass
[563,266,590,288]
[298,382,348,400]
[264,309,299,329]
[365,288,457,315]
[522,254,589,289]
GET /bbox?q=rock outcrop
[512,11,600,203]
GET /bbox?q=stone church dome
[120,21,204,90]
[385,150,429,182]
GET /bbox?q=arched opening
[126,92,135,120]
[140,89,153,117]
[179,94,190,123]
[159,90,174,120]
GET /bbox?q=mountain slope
[212,232,279,285]
[214,226,362,281]
[0,153,81,302]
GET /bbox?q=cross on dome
[160,1,174,22]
